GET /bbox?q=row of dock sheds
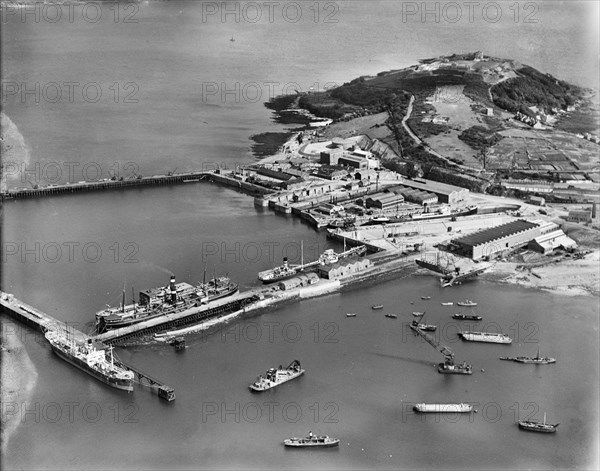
[276,257,373,290]
[360,185,439,210]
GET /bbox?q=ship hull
[452,315,482,321]
[460,333,512,344]
[438,363,472,375]
[414,404,473,413]
[249,370,304,392]
[98,285,239,331]
[514,358,556,364]
[518,422,558,433]
[50,344,134,392]
[284,439,339,448]
[259,271,300,284]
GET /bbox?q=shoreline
[0,320,38,456]
[481,249,600,297]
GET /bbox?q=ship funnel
[283,257,288,268]
[170,275,177,303]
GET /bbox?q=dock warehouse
[528,230,577,254]
[451,219,541,260]
[278,273,320,291]
[389,180,468,205]
[317,257,372,280]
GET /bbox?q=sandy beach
[0,111,31,192]
[484,249,600,297]
[0,322,38,455]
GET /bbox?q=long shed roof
[452,220,539,247]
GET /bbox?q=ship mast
[122,282,126,314]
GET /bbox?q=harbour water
[2,1,599,469]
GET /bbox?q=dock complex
[0,291,177,401]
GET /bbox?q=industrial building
[566,210,592,223]
[451,219,542,260]
[277,272,320,291]
[317,257,372,280]
[338,154,369,169]
[388,186,438,206]
[394,179,468,205]
[320,146,377,170]
[528,230,577,254]
[365,193,405,210]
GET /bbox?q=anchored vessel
[284,433,339,448]
[413,403,473,413]
[258,245,366,284]
[45,330,134,391]
[500,346,556,364]
[371,304,384,310]
[421,296,432,300]
[457,299,477,307]
[346,313,357,317]
[412,320,437,331]
[96,274,238,332]
[249,360,304,392]
[385,313,398,319]
[460,331,512,344]
[258,257,300,283]
[412,311,425,317]
[453,313,482,321]
[518,413,559,433]
[441,302,453,306]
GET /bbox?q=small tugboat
[371,304,384,310]
[438,359,472,375]
[421,296,432,300]
[500,346,556,364]
[441,302,453,306]
[170,336,186,351]
[385,313,398,319]
[459,331,512,344]
[457,299,477,307]
[249,360,304,392]
[518,413,559,433]
[346,313,357,318]
[452,313,482,321]
[284,432,340,448]
[411,320,437,331]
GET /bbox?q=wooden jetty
[0,291,176,401]
[1,170,273,201]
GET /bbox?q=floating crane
[409,316,472,374]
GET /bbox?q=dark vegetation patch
[491,66,585,115]
[458,126,503,151]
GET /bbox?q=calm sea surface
[2,1,599,469]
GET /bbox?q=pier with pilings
[1,170,274,201]
[0,290,176,401]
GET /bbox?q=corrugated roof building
[528,230,577,254]
[317,257,372,280]
[451,219,541,260]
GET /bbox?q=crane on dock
[409,317,472,374]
